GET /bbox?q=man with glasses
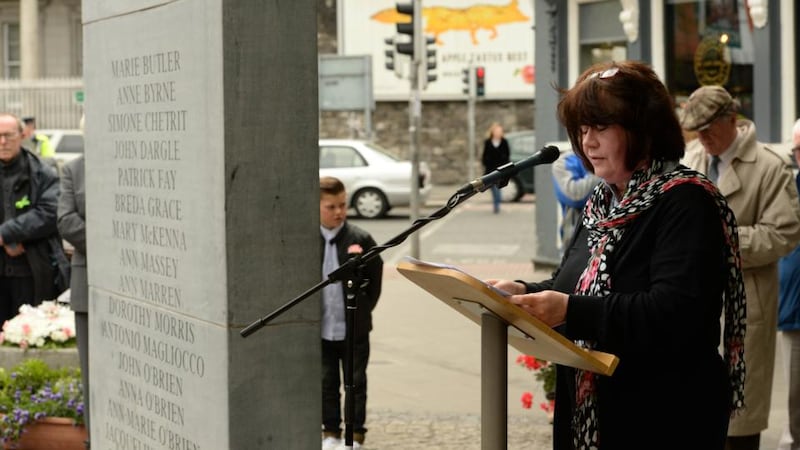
[681,86,800,450]
[0,113,69,324]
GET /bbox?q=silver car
[320,139,433,218]
[37,128,84,172]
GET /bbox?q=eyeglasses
[0,132,19,141]
[587,67,620,81]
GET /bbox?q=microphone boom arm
[240,145,559,337]
[240,187,481,338]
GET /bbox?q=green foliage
[516,354,556,395]
[0,358,84,445]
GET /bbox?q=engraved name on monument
[86,4,228,448]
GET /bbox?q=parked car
[502,130,536,202]
[320,139,433,219]
[37,129,83,170]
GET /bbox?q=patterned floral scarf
[571,159,746,449]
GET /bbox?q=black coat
[0,149,69,301]
[523,183,732,449]
[320,222,383,339]
[481,138,510,174]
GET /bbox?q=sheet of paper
[401,256,511,297]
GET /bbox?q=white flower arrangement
[0,301,76,349]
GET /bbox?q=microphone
[457,145,560,195]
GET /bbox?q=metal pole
[410,91,421,259]
[467,64,476,181]
[481,312,507,449]
[408,0,422,259]
[364,55,373,140]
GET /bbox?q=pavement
[346,185,789,450]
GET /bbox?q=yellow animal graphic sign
[341,0,534,99]
[371,0,529,45]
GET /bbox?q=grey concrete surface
[349,185,789,450]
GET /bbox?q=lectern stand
[397,260,619,450]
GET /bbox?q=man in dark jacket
[57,153,89,445]
[0,113,68,324]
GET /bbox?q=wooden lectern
[397,259,619,449]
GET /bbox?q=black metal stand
[240,188,480,448]
[342,263,365,449]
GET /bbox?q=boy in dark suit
[319,176,383,450]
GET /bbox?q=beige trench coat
[682,119,800,435]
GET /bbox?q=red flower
[516,354,543,370]
[520,391,533,409]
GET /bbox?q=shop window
[665,0,754,119]
[3,23,19,79]
[578,1,627,71]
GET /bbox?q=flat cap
[680,85,735,131]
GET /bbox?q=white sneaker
[322,436,341,450]
[335,442,361,449]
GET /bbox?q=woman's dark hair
[556,60,685,173]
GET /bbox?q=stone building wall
[317,0,536,185]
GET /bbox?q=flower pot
[5,417,87,450]
[0,347,79,370]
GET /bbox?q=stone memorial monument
[83,1,320,448]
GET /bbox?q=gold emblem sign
[694,35,731,86]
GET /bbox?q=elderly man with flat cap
[681,85,800,450]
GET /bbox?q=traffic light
[395,2,415,56]
[384,37,395,71]
[423,36,437,86]
[475,66,486,97]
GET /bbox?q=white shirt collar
[320,224,343,242]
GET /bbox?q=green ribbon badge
[15,195,30,209]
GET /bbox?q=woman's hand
[485,279,526,296]
[508,290,568,327]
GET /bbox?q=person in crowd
[488,61,746,449]
[0,113,69,324]
[57,117,88,448]
[319,176,383,450]
[481,122,510,213]
[21,116,54,159]
[551,146,600,254]
[680,85,800,450]
[777,118,800,450]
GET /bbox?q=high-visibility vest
[33,133,54,158]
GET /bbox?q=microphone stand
[240,186,483,448]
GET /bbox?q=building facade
[3,1,794,188]
[532,0,798,266]
[0,0,82,79]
